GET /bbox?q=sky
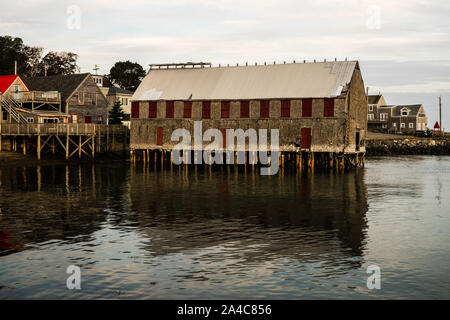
[1,0,450,129]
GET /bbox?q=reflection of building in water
[129,168,368,269]
[0,163,130,256]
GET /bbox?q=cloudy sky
[1,0,450,128]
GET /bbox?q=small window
[393,123,397,127]
[72,115,78,123]
[221,101,230,118]
[281,100,290,118]
[368,114,374,120]
[240,101,249,118]
[401,123,405,129]
[401,110,408,116]
[324,98,334,117]
[260,100,270,118]
[380,113,388,121]
[202,101,211,119]
[369,105,373,111]
[382,123,387,129]
[97,115,103,124]
[409,123,414,129]
[148,101,157,118]
[131,101,140,118]
[27,117,34,123]
[166,101,174,118]
[2,111,7,121]
[183,101,192,118]
[302,99,312,117]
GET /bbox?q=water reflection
[0,162,369,298]
[129,166,369,271]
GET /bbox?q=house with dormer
[367,94,428,133]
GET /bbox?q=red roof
[434,121,440,129]
[0,75,28,94]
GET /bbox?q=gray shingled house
[23,73,108,124]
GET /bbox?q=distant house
[385,104,428,133]
[0,75,28,97]
[92,74,133,125]
[367,94,428,133]
[1,74,68,124]
[23,73,108,124]
[367,94,388,131]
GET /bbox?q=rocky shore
[366,138,450,156]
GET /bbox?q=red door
[84,116,92,123]
[156,127,163,146]
[301,128,311,150]
[220,128,227,148]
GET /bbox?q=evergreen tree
[108,100,126,125]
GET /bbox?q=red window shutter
[324,98,334,117]
[149,101,157,118]
[302,99,312,117]
[220,128,227,148]
[84,116,91,123]
[221,101,230,118]
[281,100,290,118]
[202,101,211,119]
[131,101,139,118]
[183,101,192,118]
[156,127,163,146]
[240,101,250,118]
[260,100,270,118]
[166,101,174,118]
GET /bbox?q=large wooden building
[130,60,368,169]
[23,73,108,124]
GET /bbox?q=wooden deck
[0,124,129,160]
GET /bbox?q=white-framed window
[382,123,387,129]
[27,117,34,123]
[409,123,414,129]
[368,114,374,120]
[401,123,406,129]
[369,105,374,111]
[393,123,397,127]
[401,108,409,116]
[380,113,388,121]
[72,115,78,123]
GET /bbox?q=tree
[0,35,29,75]
[0,35,78,76]
[108,61,146,92]
[108,100,126,125]
[24,46,44,77]
[40,51,78,76]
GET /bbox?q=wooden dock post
[78,136,82,159]
[37,135,41,160]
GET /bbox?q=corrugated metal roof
[132,61,358,101]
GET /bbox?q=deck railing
[0,123,128,136]
[6,91,61,103]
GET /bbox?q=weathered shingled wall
[130,97,349,152]
[66,76,108,124]
[346,68,368,152]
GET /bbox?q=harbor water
[0,156,449,299]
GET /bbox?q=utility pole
[14,60,17,75]
[93,64,100,75]
[439,96,442,135]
